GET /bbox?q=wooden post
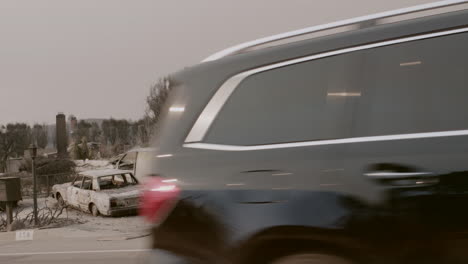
[5,201,13,230]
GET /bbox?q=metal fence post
[32,156,38,226]
[46,175,50,197]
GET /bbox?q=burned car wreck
[51,169,140,216]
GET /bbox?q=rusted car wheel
[90,204,100,217]
[57,194,66,207]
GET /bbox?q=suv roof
[202,0,468,62]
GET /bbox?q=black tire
[90,204,100,217]
[57,194,65,207]
[270,253,352,264]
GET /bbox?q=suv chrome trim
[184,130,468,151]
[364,172,432,179]
[202,0,468,62]
[185,26,468,143]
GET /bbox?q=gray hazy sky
[0,0,431,124]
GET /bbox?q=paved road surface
[0,236,172,264]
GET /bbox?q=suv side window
[354,32,468,137]
[205,51,364,146]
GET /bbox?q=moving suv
[141,1,468,263]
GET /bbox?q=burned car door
[77,176,93,211]
[67,175,84,208]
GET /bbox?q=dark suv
[141,2,468,263]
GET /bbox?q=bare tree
[32,124,48,149]
[130,117,151,147]
[146,76,173,132]
[0,123,32,172]
[74,120,92,143]
[89,122,101,143]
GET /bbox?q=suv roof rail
[202,0,468,62]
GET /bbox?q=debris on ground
[74,160,114,172]
[1,197,150,238]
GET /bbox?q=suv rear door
[345,30,468,262]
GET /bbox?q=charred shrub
[20,157,75,175]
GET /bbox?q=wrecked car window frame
[71,175,85,188]
[82,176,93,190]
[97,173,138,190]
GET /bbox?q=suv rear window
[353,32,468,137]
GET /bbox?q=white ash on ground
[1,198,151,238]
[74,160,114,172]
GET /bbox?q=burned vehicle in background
[111,148,156,182]
[52,169,140,216]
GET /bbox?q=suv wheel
[271,253,352,264]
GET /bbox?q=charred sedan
[52,169,140,216]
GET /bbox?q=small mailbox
[0,177,22,202]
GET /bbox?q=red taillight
[139,176,180,223]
